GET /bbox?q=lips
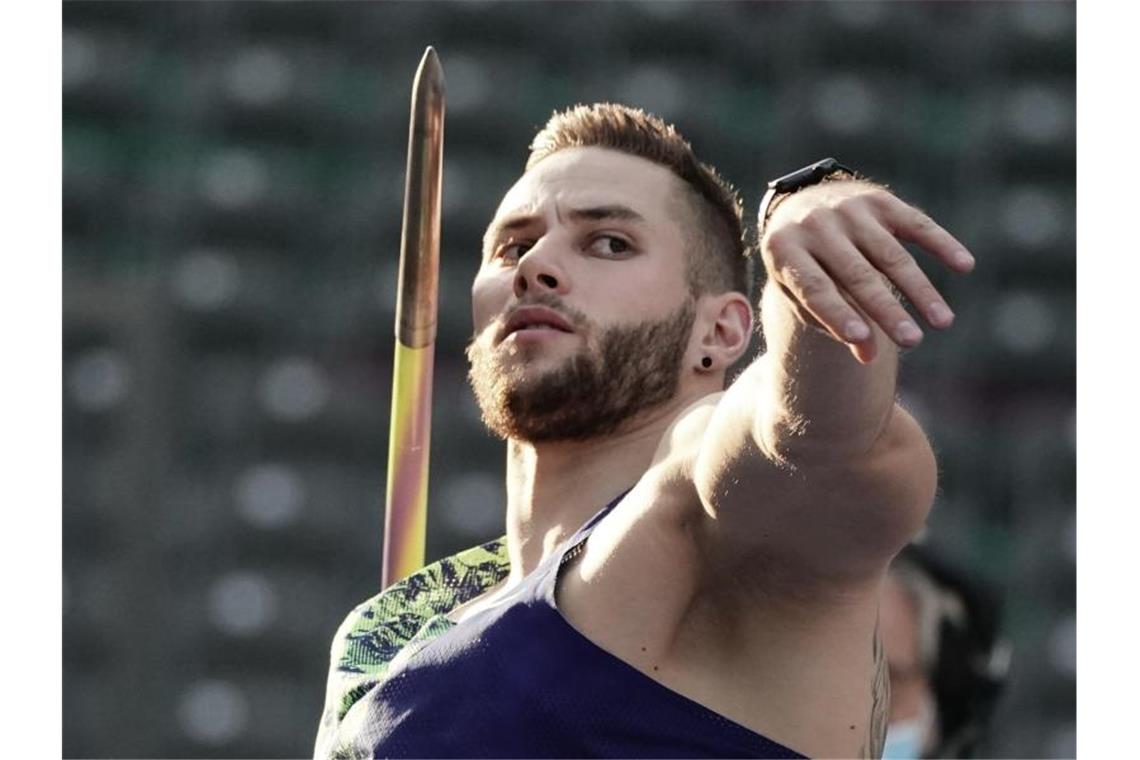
[500,305,575,342]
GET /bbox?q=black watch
[757,157,860,235]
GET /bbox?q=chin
[500,336,578,366]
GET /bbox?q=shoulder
[329,537,510,674]
[315,537,510,750]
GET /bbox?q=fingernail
[928,302,954,327]
[956,250,975,268]
[895,320,923,344]
[844,320,870,342]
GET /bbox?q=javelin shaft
[383,47,445,588]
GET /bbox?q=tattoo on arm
[861,620,889,758]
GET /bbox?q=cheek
[613,265,689,319]
[471,273,510,332]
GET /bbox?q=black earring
[701,357,712,369]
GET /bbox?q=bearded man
[315,103,974,759]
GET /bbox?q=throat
[499,383,702,581]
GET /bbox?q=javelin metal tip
[399,43,446,348]
[418,46,443,84]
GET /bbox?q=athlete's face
[467,147,697,442]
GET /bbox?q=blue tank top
[316,492,806,758]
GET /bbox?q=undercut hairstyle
[526,103,749,298]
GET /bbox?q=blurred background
[61,1,1075,757]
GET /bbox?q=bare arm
[755,180,972,459]
[755,275,899,463]
[694,179,974,582]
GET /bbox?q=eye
[494,240,532,263]
[586,234,632,257]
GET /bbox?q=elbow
[859,408,939,552]
[818,405,940,566]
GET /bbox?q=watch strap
[757,157,861,235]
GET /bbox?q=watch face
[772,158,855,192]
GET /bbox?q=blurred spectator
[881,544,1011,758]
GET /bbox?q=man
[316,103,974,758]
[881,546,1008,758]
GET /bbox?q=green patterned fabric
[314,536,512,757]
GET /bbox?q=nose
[513,240,569,298]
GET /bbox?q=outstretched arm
[694,177,974,582]
[755,179,973,460]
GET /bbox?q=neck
[501,398,686,581]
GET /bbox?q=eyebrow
[566,204,646,223]
[483,204,647,255]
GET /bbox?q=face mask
[881,717,925,759]
[882,698,935,759]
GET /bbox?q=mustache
[488,292,591,341]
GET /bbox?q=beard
[466,294,696,443]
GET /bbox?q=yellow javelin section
[382,340,435,587]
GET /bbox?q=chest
[552,485,881,759]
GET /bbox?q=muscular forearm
[744,177,973,464]
[755,278,899,462]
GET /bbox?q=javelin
[382,47,445,588]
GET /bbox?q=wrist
[757,158,863,240]
[763,172,863,227]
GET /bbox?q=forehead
[492,147,684,223]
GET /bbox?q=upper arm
[691,367,937,587]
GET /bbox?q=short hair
[526,103,749,297]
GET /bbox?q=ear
[691,291,753,373]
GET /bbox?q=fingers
[874,192,976,274]
[812,229,928,347]
[768,222,953,352]
[768,245,874,347]
[762,185,974,356]
[849,223,955,330]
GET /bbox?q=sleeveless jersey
[315,493,806,758]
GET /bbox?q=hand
[761,180,975,363]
